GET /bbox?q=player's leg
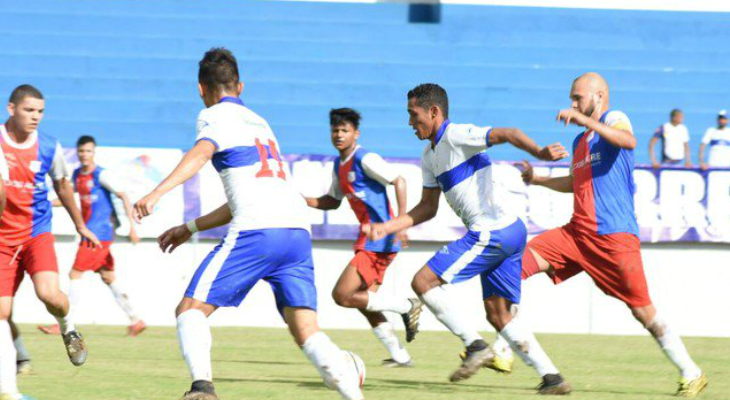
[39,268,85,336]
[99,268,146,336]
[175,297,218,400]
[359,285,412,367]
[481,245,571,394]
[0,297,21,399]
[8,319,32,376]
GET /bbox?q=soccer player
[306,108,420,367]
[365,83,571,393]
[38,135,145,336]
[0,84,97,400]
[520,72,707,397]
[133,48,364,400]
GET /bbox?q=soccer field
[16,325,729,400]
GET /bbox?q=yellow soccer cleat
[676,373,708,398]
[459,351,513,374]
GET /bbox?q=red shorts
[72,241,115,272]
[350,250,397,287]
[0,233,59,297]
[525,223,652,308]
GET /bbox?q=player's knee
[37,288,63,307]
[331,289,353,308]
[101,275,114,285]
[485,308,511,331]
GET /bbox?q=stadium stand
[0,0,729,161]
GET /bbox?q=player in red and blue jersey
[306,108,421,368]
[520,72,707,397]
[0,85,99,400]
[39,135,146,337]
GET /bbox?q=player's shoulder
[604,109,631,124]
[37,130,59,144]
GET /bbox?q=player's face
[7,97,44,135]
[408,98,435,141]
[77,143,95,167]
[671,112,684,125]
[719,117,728,129]
[569,81,601,117]
[330,123,359,152]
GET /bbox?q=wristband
[186,220,199,234]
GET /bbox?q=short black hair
[77,135,96,147]
[670,109,683,118]
[408,83,449,118]
[198,47,240,94]
[9,84,43,105]
[330,108,361,129]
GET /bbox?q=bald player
[519,73,707,397]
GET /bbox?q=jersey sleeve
[195,109,223,152]
[360,153,399,186]
[653,125,663,138]
[98,170,124,193]
[702,129,713,145]
[48,142,70,182]
[327,168,343,200]
[0,146,7,180]
[604,111,633,134]
[421,159,439,189]
[681,127,690,143]
[449,124,493,150]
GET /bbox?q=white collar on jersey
[340,144,361,164]
[1,124,38,150]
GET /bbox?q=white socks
[302,331,363,400]
[14,336,30,362]
[0,320,19,396]
[68,278,86,323]
[55,313,76,335]
[365,291,411,314]
[108,281,140,323]
[493,332,513,360]
[420,286,482,347]
[372,322,410,363]
[648,316,702,379]
[500,318,559,377]
[177,309,212,382]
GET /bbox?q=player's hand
[158,224,192,254]
[556,108,589,127]
[700,162,709,171]
[395,229,410,249]
[520,160,535,184]
[652,161,660,170]
[536,143,569,161]
[133,192,161,223]
[77,226,101,249]
[129,229,141,245]
[363,223,388,242]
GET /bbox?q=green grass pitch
[15,325,729,399]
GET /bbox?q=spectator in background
[699,110,730,170]
[649,109,691,169]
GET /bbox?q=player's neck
[81,162,97,174]
[4,120,32,144]
[339,144,358,160]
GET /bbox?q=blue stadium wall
[1,0,729,162]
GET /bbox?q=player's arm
[557,109,636,149]
[158,203,232,253]
[488,128,568,161]
[0,178,5,221]
[116,191,141,244]
[699,129,712,170]
[305,195,341,210]
[50,143,101,247]
[521,160,574,193]
[364,187,440,242]
[648,129,661,168]
[133,140,215,222]
[0,149,6,220]
[684,141,692,168]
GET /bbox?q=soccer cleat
[401,298,423,343]
[181,380,218,400]
[127,320,147,337]
[62,330,88,366]
[459,351,513,374]
[449,340,495,383]
[537,374,572,395]
[37,324,61,335]
[16,360,33,376]
[382,358,414,368]
[676,373,708,398]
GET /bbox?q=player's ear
[354,129,361,140]
[6,102,14,117]
[237,82,243,96]
[197,83,205,99]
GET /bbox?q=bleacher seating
[0,0,728,162]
